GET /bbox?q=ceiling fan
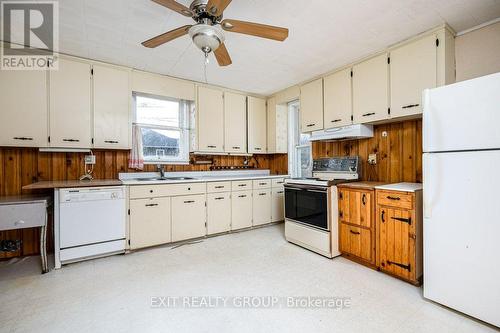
[142,0,289,66]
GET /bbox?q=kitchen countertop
[121,174,287,186]
[22,179,123,190]
[374,182,423,192]
[337,181,387,190]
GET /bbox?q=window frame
[288,100,312,178]
[133,92,190,165]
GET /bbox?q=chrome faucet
[157,164,166,179]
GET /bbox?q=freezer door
[423,72,500,153]
[423,151,500,327]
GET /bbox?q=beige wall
[455,21,500,82]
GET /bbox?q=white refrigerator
[423,72,500,327]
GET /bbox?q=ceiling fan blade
[221,19,289,41]
[151,0,193,17]
[206,0,232,17]
[142,25,191,48]
[214,43,232,66]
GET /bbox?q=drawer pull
[362,112,375,117]
[349,230,360,235]
[362,194,366,205]
[330,119,342,123]
[15,220,26,225]
[386,196,400,201]
[145,203,158,207]
[238,184,247,187]
[259,183,267,186]
[238,195,247,198]
[214,197,225,200]
[276,181,284,184]
[232,146,240,150]
[306,123,315,127]
[63,138,80,142]
[277,191,284,194]
[215,186,225,189]
[104,140,119,144]
[381,210,385,223]
[207,145,217,148]
[13,137,33,141]
[184,200,195,204]
[386,260,411,272]
[254,147,262,151]
[391,217,412,225]
[402,103,420,109]
[259,193,267,196]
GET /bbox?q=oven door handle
[284,184,328,192]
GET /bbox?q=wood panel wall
[0,149,288,259]
[312,119,422,183]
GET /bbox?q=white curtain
[129,125,144,170]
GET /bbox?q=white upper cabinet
[390,34,437,118]
[352,53,389,124]
[267,97,288,154]
[197,86,224,152]
[0,68,48,147]
[93,64,131,149]
[247,96,267,154]
[49,57,92,148]
[324,68,353,129]
[224,92,247,154]
[300,78,324,132]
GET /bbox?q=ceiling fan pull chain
[204,51,209,83]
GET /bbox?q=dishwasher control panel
[59,187,125,203]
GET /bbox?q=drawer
[376,190,413,209]
[272,178,285,188]
[207,181,231,193]
[253,179,271,189]
[0,202,46,231]
[129,183,206,199]
[231,180,252,191]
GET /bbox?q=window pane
[141,128,181,160]
[136,95,179,127]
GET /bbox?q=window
[288,100,312,178]
[134,93,191,164]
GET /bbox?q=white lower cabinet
[252,189,272,226]
[231,190,253,230]
[129,197,171,249]
[207,192,231,235]
[271,188,285,222]
[171,194,207,242]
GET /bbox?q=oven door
[284,184,329,230]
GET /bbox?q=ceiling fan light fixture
[189,24,225,54]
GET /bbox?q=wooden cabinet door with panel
[197,86,224,152]
[224,92,247,154]
[324,68,353,129]
[300,78,324,132]
[339,189,372,228]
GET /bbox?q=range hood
[309,124,374,141]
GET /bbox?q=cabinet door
[377,207,415,281]
[340,223,372,262]
[339,189,372,228]
[0,68,48,147]
[267,97,277,153]
[49,58,92,148]
[324,68,352,129]
[93,64,131,149]
[247,96,267,153]
[271,188,285,222]
[224,92,247,154]
[390,34,437,118]
[207,192,231,235]
[197,86,224,152]
[267,100,288,154]
[300,78,324,132]
[171,194,206,242]
[129,197,171,249]
[252,189,271,226]
[231,190,253,230]
[352,53,389,124]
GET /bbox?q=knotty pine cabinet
[376,189,423,285]
[300,78,324,132]
[338,186,376,265]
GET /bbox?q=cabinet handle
[238,184,247,187]
[184,200,195,204]
[63,138,80,142]
[339,211,343,218]
[214,197,225,200]
[362,194,366,205]
[207,145,217,148]
[259,183,267,186]
[381,210,385,223]
[254,147,262,151]
[362,113,375,117]
[232,146,240,149]
[402,103,420,109]
[306,123,316,127]
[386,196,400,201]
[349,230,360,235]
[214,186,225,189]
[238,195,247,198]
[145,203,158,207]
[259,193,267,196]
[330,119,342,123]
[13,137,33,141]
[277,191,284,194]
[276,181,284,184]
[104,140,119,144]
[15,220,26,225]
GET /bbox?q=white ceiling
[41,0,500,95]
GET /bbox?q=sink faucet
[157,164,166,179]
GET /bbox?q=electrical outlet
[85,155,96,164]
[368,153,377,165]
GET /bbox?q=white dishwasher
[55,186,126,268]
